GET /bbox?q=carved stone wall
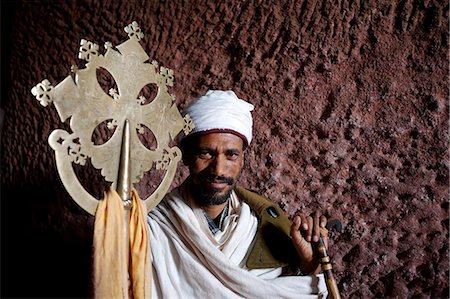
[1,1,448,298]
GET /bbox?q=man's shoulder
[234,185,291,235]
[234,186,299,269]
[164,186,182,199]
[234,186,273,213]
[151,186,182,212]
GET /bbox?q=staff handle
[316,236,341,299]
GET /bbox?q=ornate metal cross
[32,21,194,215]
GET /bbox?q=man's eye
[197,151,212,159]
[226,151,240,160]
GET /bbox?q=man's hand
[290,211,327,275]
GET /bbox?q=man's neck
[184,177,231,219]
[201,202,228,220]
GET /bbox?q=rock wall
[1,0,448,298]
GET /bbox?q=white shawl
[147,187,327,299]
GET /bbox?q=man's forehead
[196,132,244,149]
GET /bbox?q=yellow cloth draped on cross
[94,188,151,299]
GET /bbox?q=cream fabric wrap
[94,188,151,299]
[183,90,254,144]
[147,187,328,299]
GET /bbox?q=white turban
[183,90,254,144]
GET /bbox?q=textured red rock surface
[1,1,448,298]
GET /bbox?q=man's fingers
[320,215,327,228]
[291,216,302,239]
[291,215,309,243]
[312,211,320,242]
[300,214,308,230]
[293,212,329,244]
[292,216,301,230]
[306,215,313,242]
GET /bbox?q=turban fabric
[183,90,254,144]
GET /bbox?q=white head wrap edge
[183,90,254,144]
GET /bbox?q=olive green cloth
[234,186,300,269]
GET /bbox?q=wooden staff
[316,220,342,299]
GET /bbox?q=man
[147,90,328,298]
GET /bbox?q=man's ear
[180,144,190,165]
[239,143,245,168]
[179,135,198,166]
[180,140,192,166]
[182,153,191,166]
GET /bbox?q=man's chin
[199,188,233,206]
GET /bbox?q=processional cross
[32,21,193,214]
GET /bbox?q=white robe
[147,187,327,299]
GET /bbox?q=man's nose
[210,155,226,176]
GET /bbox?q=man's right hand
[290,211,328,275]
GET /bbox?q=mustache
[199,173,235,185]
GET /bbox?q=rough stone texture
[1,0,448,298]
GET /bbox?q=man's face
[185,132,245,206]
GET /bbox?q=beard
[190,173,236,206]
[197,187,233,206]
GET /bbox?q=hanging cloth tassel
[94,188,151,299]
[129,189,152,298]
